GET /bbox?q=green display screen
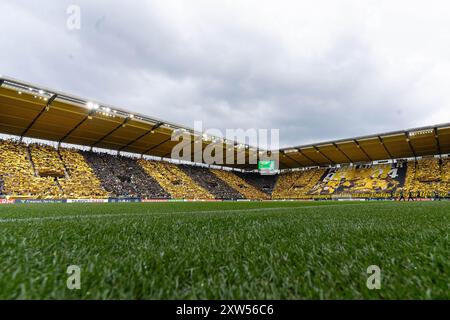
[258,160,275,171]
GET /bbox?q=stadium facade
[1,76,449,203]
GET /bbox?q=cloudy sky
[1,0,450,147]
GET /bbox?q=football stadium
[1,1,450,308]
[0,76,449,300]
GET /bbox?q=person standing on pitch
[398,188,405,201]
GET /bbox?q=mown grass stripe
[0,203,364,223]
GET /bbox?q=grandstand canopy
[0,76,261,169]
[1,76,449,170]
[278,123,450,168]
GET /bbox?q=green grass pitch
[0,201,448,299]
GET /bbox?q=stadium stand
[2,135,450,201]
[310,164,405,197]
[272,163,410,199]
[29,144,66,177]
[0,140,62,198]
[138,160,214,199]
[1,136,450,200]
[210,169,270,200]
[58,148,109,198]
[234,172,278,195]
[417,158,441,182]
[272,169,327,199]
[442,158,450,182]
[403,158,450,197]
[179,164,244,199]
[82,151,170,199]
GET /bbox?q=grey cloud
[0,0,446,148]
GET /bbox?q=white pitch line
[0,203,373,224]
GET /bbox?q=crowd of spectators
[210,169,270,200]
[82,151,170,199]
[272,169,326,199]
[58,148,109,198]
[179,164,244,199]
[0,140,62,198]
[138,160,214,199]
[442,159,450,182]
[416,158,441,182]
[403,158,450,197]
[311,164,402,196]
[234,172,278,195]
[29,144,66,177]
[2,137,449,200]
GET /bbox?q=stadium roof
[278,123,450,168]
[0,76,262,169]
[1,76,449,170]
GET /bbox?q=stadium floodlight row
[2,76,450,171]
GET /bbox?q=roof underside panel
[409,133,437,156]
[286,152,315,166]
[0,88,44,135]
[335,141,371,162]
[437,127,450,153]
[381,134,412,158]
[357,137,391,160]
[279,154,298,168]
[316,144,349,164]
[300,148,331,164]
